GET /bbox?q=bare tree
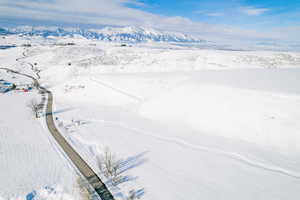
[97,147,123,186]
[27,99,40,118]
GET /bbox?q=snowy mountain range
[1,26,206,43]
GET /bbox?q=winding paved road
[43,88,115,200]
[1,63,115,200]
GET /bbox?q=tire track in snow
[91,119,300,180]
[90,77,144,102]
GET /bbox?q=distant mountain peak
[1,26,206,43]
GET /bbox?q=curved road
[0,65,115,200]
[43,88,114,200]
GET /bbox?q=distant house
[55,42,75,46]
[16,84,34,92]
[0,80,15,93]
[0,87,10,93]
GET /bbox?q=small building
[0,81,15,93]
[0,87,11,93]
[16,84,34,92]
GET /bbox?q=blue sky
[130,0,300,28]
[0,0,299,41]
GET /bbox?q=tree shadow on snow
[45,107,75,116]
[118,151,148,175]
[104,151,148,186]
[114,188,145,200]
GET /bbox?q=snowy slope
[0,89,75,198]
[0,48,77,199]
[15,44,300,75]
[49,70,300,200]
[26,39,300,199]
[1,36,300,200]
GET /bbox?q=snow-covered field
[0,74,75,199]
[1,35,300,199]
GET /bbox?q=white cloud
[0,0,299,43]
[0,0,158,27]
[206,12,224,17]
[194,10,223,17]
[0,0,227,33]
[240,6,269,16]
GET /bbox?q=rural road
[43,87,115,200]
[1,58,115,200]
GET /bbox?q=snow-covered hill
[1,26,205,43]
